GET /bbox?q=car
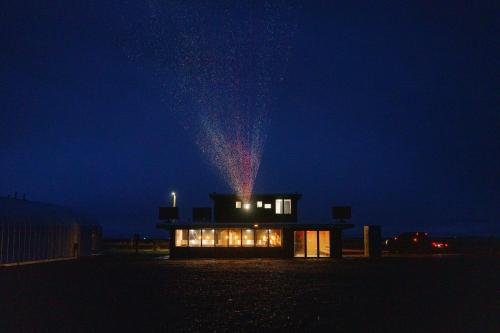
[385,232,449,253]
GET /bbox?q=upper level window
[235,201,242,209]
[257,201,263,208]
[275,199,292,215]
[264,203,272,209]
[275,199,283,214]
[284,199,292,214]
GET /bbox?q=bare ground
[1,254,499,332]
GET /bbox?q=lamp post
[171,192,176,208]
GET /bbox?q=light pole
[171,192,176,207]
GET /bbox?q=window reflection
[275,199,283,214]
[269,229,282,247]
[175,229,188,247]
[215,229,228,247]
[306,230,317,257]
[228,229,241,247]
[242,229,254,247]
[189,229,201,247]
[176,228,283,248]
[255,229,268,247]
[202,229,215,247]
[294,231,305,257]
[284,199,292,214]
[319,231,330,257]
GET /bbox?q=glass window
[189,229,202,247]
[242,229,254,247]
[228,229,241,247]
[275,199,283,214]
[255,229,268,247]
[284,199,292,214]
[319,231,330,257]
[235,201,242,208]
[264,203,272,209]
[243,203,251,210]
[202,229,215,247]
[175,229,188,247]
[257,201,263,208]
[294,231,305,257]
[215,229,228,247]
[268,229,282,247]
[306,230,318,257]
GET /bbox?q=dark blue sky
[1,1,498,237]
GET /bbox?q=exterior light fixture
[243,203,251,210]
[171,192,176,207]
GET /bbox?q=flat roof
[209,193,302,200]
[158,222,354,231]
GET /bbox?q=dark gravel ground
[1,254,499,332]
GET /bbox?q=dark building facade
[158,193,353,259]
[210,193,301,223]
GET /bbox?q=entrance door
[294,230,331,258]
[306,230,318,257]
[294,231,305,257]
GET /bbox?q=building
[157,193,353,259]
[0,197,102,266]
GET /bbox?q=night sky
[1,1,498,237]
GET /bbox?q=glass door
[294,231,305,257]
[306,230,318,257]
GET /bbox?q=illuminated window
[242,229,254,247]
[284,199,292,215]
[319,231,330,257]
[175,229,188,247]
[189,229,201,247]
[268,229,282,247]
[275,199,283,214]
[202,229,215,247]
[243,203,251,210]
[294,231,305,257]
[215,229,228,247]
[235,201,242,209]
[228,229,241,247]
[306,230,317,257]
[257,201,263,208]
[264,203,272,209]
[255,229,268,247]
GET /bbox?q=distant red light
[413,238,418,242]
[432,242,447,248]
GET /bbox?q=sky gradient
[1,1,498,237]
